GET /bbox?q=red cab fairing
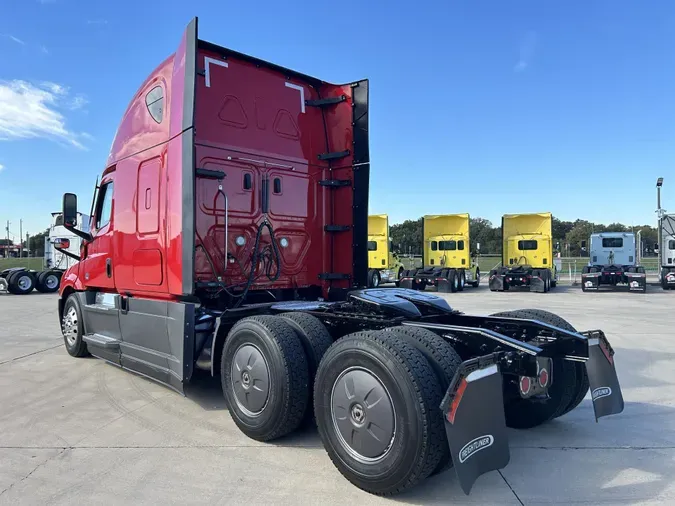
[192,37,369,298]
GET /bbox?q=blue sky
[1,0,674,241]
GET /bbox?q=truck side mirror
[63,193,78,227]
[62,193,93,242]
[655,243,659,250]
[476,242,480,251]
[581,240,587,249]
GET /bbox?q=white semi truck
[0,212,89,295]
[658,214,675,289]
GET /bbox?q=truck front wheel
[221,315,309,442]
[367,269,380,288]
[61,294,89,357]
[314,330,445,495]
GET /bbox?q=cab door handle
[106,258,112,278]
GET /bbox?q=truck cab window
[518,240,537,250]
[95,182,114,229]
[438,241,456,251]
[458,240,465,250]
[602,238,623,248]
[431,241,438,251]
[669,240,675,250]
[367,241,377,251]
[145,86,164,123]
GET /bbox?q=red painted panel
[137,158,161,234]
[133,249,164,285]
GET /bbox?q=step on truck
[0,212,88,295]
[659,214,675,289]
[57,18,624,497]
[367,214,404,287]
[581,232,646,292]
[400,214,479,293]
[489,212,558,293]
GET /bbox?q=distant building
[0,239,19,258]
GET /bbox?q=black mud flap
[627,274,647,292]
[530,276,545,293]
[488,274,504,291]
[584,330,624,421]
[441,356,510,495]
[581,274,599,290]
[398,277,414,290]
[437,278,451,293]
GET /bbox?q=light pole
[657,177,664,274]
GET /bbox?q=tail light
[538,367,549,388]
[519,376,531,395]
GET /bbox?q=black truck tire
[457,270,465,291]
[61,294,89,357]
[490,309,583,428]
[385,325,462,474]
[36,270,61,293]
[314,330,445,496]
[221,315,309,442]
[279,312,333,423]
[447,269,458,293]
[472,269,480,288]
[367,269,381,288]
[8,270,36,295]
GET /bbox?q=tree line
[390,217,658,257]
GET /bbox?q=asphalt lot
[1,283,674,505]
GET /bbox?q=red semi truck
[58,18,624,497]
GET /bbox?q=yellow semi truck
[367,214,405,287]
[488,212,558,292]
[399,214,479,292]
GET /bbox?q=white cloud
[40,45,49,55]
[2,34,25,45]
[86,19,108,25]
[0,164,4,172]
[514,31,537,73]
[0,80,90,149]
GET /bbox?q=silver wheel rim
[45,274,59,290]
[231,343,270,417]
[62,306,78,346]
[373,274,379,287]
[331,367,396,463]
[17,275,32,291]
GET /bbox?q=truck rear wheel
[221,315,309,442]
[279,312,333,423]
[314,330,445,495]
[447,269,458,293]
[36,271,61,293]
[61,294,89,357]
[8,270,36,295]
[490,309,584,428]
[458,270,465,291]
[384,325,462,474]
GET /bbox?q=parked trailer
[367,214,404,287]
[400,214,479,293]
[0,212,88,295]
[658,214,675,289]
[489,212,558,293]
[581,232,646,293]
[56,18,624,497]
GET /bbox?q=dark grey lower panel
[118,296,195,391]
